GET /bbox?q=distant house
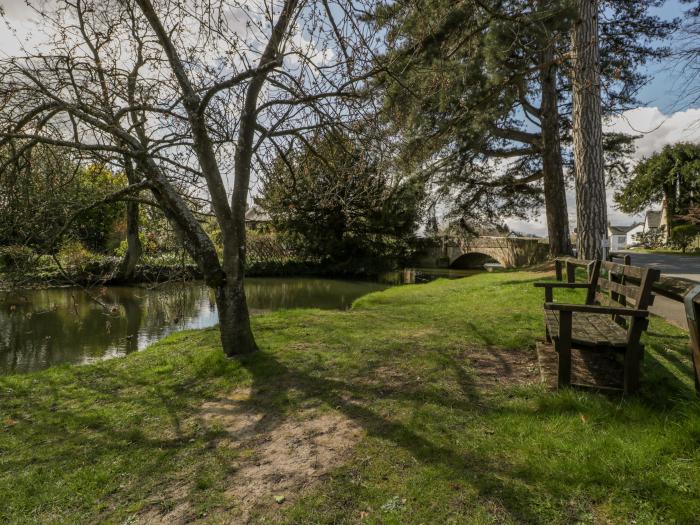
[625,223,645,247]
[244,205,271,230]
[608,225,631,252]
[607,222,646,251]
[607,210,668,250]
[644,210,662,232]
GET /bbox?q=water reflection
[0,278,388,374]
[381,267,481,284]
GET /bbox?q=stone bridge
[416,236,549,269]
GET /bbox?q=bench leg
[544,289,553,343]
[557,311,572,388]
[624,318,647,394]
[623,344,642,394]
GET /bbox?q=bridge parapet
[416,236,549,269]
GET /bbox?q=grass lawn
[1,270,699,524]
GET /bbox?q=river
[0,269,480,374]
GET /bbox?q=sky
[1,0,699,237]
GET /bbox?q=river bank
[0,277,391,374]
[0,256,418,291]
[1,270,698,524]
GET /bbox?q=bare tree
[0,0,376,355]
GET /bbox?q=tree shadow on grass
[2,327,698,523]
[237,343,699,523]
[234,350,548,523]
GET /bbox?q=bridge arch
[449,252,504,269]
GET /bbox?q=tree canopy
[372,0,676,255]
[615,142,700,222]
[260,130,427,270]
[0,144,126,252]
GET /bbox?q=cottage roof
[609,225,631,235]
[245,205,270,222]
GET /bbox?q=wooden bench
[534,259,660,393]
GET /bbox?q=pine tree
[571,0,607,259]
[373,0,676,256]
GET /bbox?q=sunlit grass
[0,270,698,524]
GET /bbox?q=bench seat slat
[544,310,628,348]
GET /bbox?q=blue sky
[637,0,691,113]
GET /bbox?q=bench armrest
[544,302,649,317]
[534,281,593,302]
[533,282,591,289]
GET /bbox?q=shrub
[0,245,37,272]
[57,240,96,271]
[670,224,699,253]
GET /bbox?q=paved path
[619,251,700,281]
[619,251,700,329]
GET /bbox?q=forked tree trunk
[215,280,257,356]
[116,200,142,281]
[134,0,297,357]
[540,45,572,257]
[571,0,607,259]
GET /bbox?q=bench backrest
[592,259,661,329]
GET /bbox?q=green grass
[1,270,699,524]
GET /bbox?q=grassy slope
[1,271,699,524]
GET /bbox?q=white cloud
[0,0,34,19]
[605,107,700,159]
[507,107,700,236]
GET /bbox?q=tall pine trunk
[571,0,607,259]
[540,44,572,257]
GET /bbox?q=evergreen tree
[615,142,700,234]
[571,0,607,259]
[373,0,676,256]
[259,130,427,269]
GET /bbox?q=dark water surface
[0,278,390,374]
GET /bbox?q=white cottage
[625,223,645,247]
[608,225,631,252]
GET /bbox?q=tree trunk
[540,46,572,257]
[215,280,258,356]
[116,200,142,281]
[135,0,298,357]
[661,192,671,243]
[116,157,143,282]
[571,0,607,259]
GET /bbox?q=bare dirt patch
[464,347,541,389]
[136,387,362,524]
[536,342,624,390]
[222,409,361,522]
